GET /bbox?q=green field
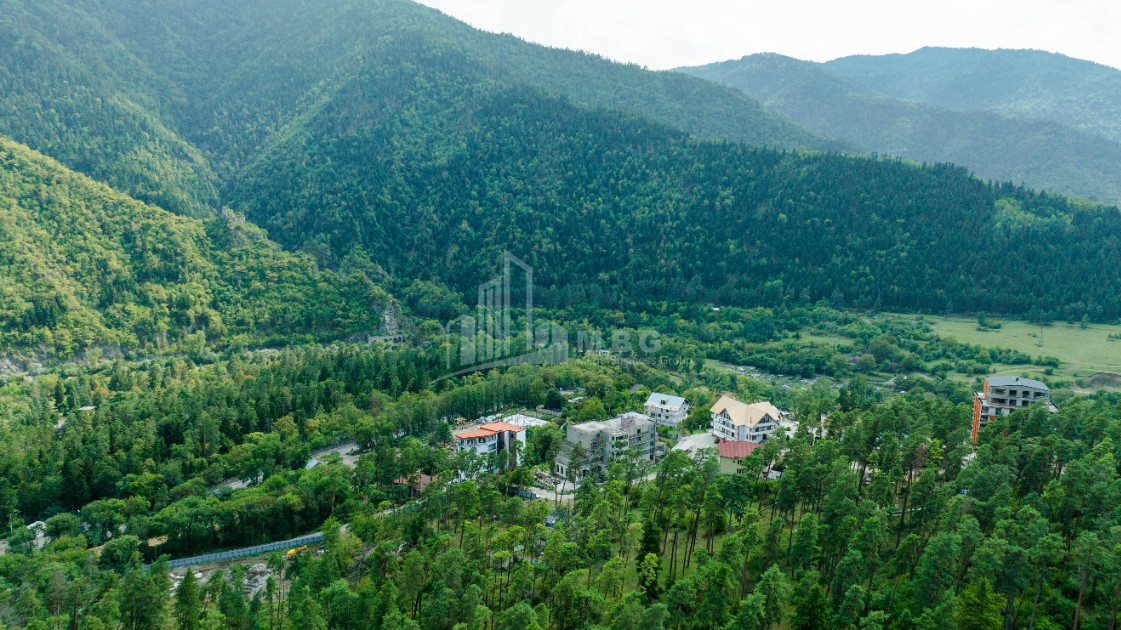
[889,313,1121,388]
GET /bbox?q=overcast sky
[415,0,1121,71]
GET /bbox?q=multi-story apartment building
[554,412,656,480]
[710,395,789,443]
[453,421,527,472]
[972,376,1056,441]
[644,393,690,429]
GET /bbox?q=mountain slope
[0,0,837,213]
[0,0,221,217]
[228,42,1121,321]
[0,136,390,358]
[679,54,1121,205]
[3,1,1121,324]
[825,47,1121,144]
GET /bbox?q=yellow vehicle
[286,545,309,560]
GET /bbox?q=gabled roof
[710,396,783,428]
[645,392,688,410]
[455,428,497,439]
[394,474,435,492]
[986,376,1049,390]
[455,421,528,440]
[718,440,762,459]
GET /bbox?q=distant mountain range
[1,1,1120,359]
[826,47,1121,143]
[679,48,1121,205]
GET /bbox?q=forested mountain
[229,43,1121,321]
[0,1,220,217]
[0,137,391,358]
[2,0,1121,328]
[0,0,836,220]
[678,54,1121,205]
[825,47,1121,144]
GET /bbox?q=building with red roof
[454,418,529,475]
[716,440,761,459]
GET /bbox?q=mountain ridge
[678,52,1121,205]
[825,46,1121,143]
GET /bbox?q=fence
[510,487,538,500]
[150,533,325,569]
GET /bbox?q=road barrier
[150,533,325,569]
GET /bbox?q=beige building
[710,396,789,443]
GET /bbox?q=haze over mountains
[680,48,1121,205]
[2,0,1120,358]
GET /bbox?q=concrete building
[644,393,690,429]
[554,412,656,480]
[454,421,528,471]
[972,376,1056,441]
[710,396,788,443]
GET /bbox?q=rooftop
[479,421,527,434]
[455,428,498,439]
[717,440,762,459]
[394,473,435,492]
[572,411,653,433]
[710,396,784,427]
[986,376,1049,390]
[454,420,530,440]
[645,392,688,410]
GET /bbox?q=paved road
[216,441,360,492]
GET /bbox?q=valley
[0,3,1119,630]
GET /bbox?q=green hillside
[826,47,1121,143]
[0,0,836,216]
[0,137,391,358]
[0,0,1119,327]
[0,0,221,217]
[679,54,1121,205]
[229,41,1121,321]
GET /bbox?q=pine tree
[175,570,202,630]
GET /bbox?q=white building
[644,393,690,429]
[454,421,528,471]
[710,396,789,443]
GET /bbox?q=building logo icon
[439,252,568,380]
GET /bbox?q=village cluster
[448,374,1058,487]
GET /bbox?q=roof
[645,393,688,411]
[394,474,435,492]
[304,458,321,470]
[718,440,762,459]
[455,421,528,440]
[569,412,653,434]
[986,376,1049,390]
[710,396,784,428]
[479,421,527,433]
[501,414,550,428]
[455,428,497,439]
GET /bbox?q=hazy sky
[415,0,1121,70]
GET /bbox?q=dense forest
[1,339,1119,630]
[679,54,1121,205]
[232,52,1121,320]
[0,0,835,217]
[0,0,1119,331]
[824,47,1121,144]
[0,138,392,357]
[4,3,1121,630]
